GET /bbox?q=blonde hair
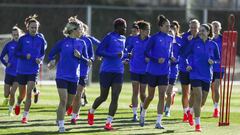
[189,19,200,28]
[83,23,89,35]
[12,25,25,37]
[211,21,222,30]
[63,16,83,37]
[24,14,40,28]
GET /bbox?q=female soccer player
[126,21,140,109]
[164,21,182,117]
[182,24,220,132]
[80,23,100,106]
[14,15,47,124]
[48,16,88,132]
[0,26,23,115]
[70,23,94,124]
[126,20,150,121]
[88,18,127,130]
[139,15,174,129]
[179,19,200,123]
[211,21,223,118]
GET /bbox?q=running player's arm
[96,35,120,58]
[174,37,184,64]
[79,42,90,63]
[87,38,95,62]
[125,37,134,59]
[212,41,220,64]
[37,39,47,63]
[15,37,27,59]
[180,39,194,67]
[0,44,8,66]
[88,36,100,46]
[48,40,62,61]
[144,36,158,63]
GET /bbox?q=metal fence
[0,3,240,82]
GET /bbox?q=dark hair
[157,15,168,26]
[132,21,139,29]
[170,20,181,36]
[136,20,150,30]
[202,24,213,38]
[113,18,126,29]
[24,14,40,28]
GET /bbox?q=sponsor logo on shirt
[26,41,30,44]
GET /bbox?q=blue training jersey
[126,35,149,74]
[15,33,47,74]
[212,35,224,73]
[169,36,182,79]
[87,35,100,46]
[96,32,126,74]
[183,37,220,83]
[0,40,18,76]
[48,37,88,82]
[80,35,94,77]
[179,32,198,72]
[145,32,173,75]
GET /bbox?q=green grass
[0,83,240,135]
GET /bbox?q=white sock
[190,107,194,114]
[72,113,77,119]
[156,114,162,124]
[58,120,64,127]
[140,102,143,108]
[214,102,218,109]
[106,115,113,124]
[141,108,147,117]
[165,107,170,112]
[195,117,200,125]
[89,108,95,114]
[183,107,189,114]
[23,111,29,118]
[9,106,13,112]
[132,107,137,115]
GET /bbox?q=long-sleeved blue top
[80,35,94,77]
[96,32,126,74]
[179,32,198,72]
[182,37,220,83]
[145,32,173,75]
[48,37,88,82]
[169,36,182,79]
[87,35,100,46]
[212,35,224,72]
[15,33,47,74]
[0,40,18,76]
[126,35,149,74]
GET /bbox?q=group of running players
[0,14,223,133]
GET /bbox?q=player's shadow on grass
[201,116,214,119]
[33,109,56,113]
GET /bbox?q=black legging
[92,83,122,116]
